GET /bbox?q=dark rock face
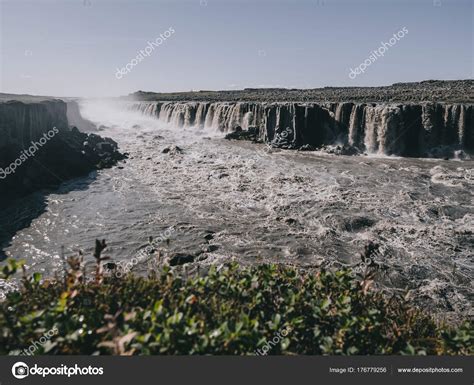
[133,100,473,158]
[0,99,126,203]
[0,99,68,149]
[271,125,295,148]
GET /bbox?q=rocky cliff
[0,96,125,203]
[131,101,473,158]
[0,99,68,149]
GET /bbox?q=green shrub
[0,256,472,355]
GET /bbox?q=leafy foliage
[0,256,472,355]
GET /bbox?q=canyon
[0,82,472,322]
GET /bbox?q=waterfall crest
[130,101,473,157]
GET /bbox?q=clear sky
[0,0,472,97]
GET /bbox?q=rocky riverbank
[0,95,126,204]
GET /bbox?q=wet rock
[168,253,195,266]
[204,233,214,241]
[162,145,183,154]
[298,144,316,151]
[319,144,361,156]
[204,245,219,252]
[97,142,114,153]
[454,150,471,160]
[225,126,260,142]
[104,262,117,270]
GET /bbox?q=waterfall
[130,101,473,157]
[348,104,365,147]
[364,105,381,153]
[242,111,253,130]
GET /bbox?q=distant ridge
[127,80,474,104]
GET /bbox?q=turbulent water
[1,100,473,320]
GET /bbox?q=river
[0,100,472,320]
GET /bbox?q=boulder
[225,126,260,142]
[168,253,195,266]
[162,145,183,154]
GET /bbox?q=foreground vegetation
[0,245,472,355]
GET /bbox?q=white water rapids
[0,100,472,320]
